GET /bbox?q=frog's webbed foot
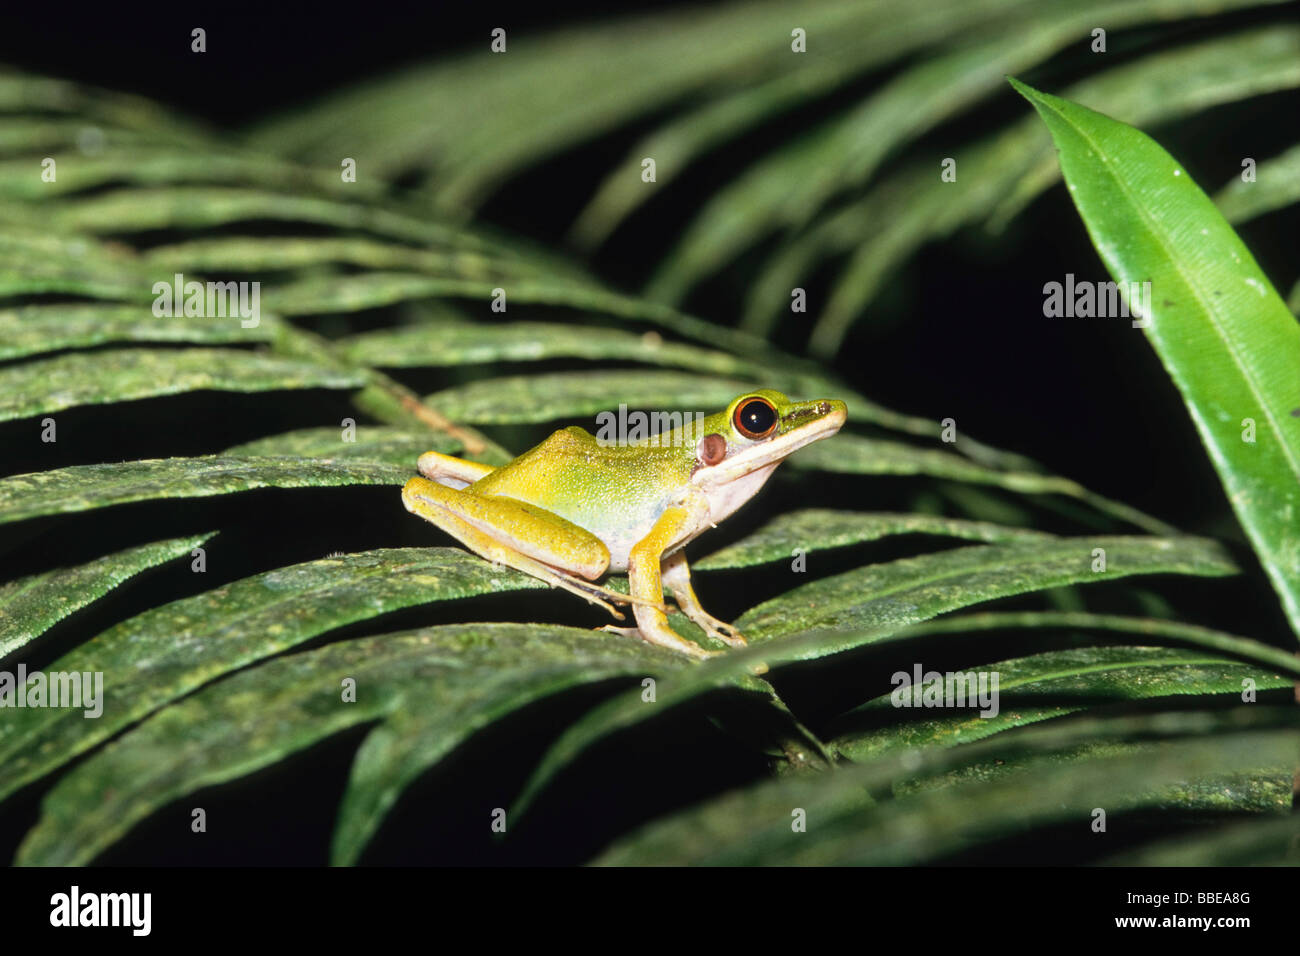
[684,614,747,648]
[659,551,747,648]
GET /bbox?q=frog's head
[690,390,846,505]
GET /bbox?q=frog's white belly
[600,463,779,572]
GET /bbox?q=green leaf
[45,186,473,245]
[261,271,781,366]
[830,645,1292,764]
[568,0,1038,248]
[0,74,209,136]
[895,741,1291,813]
[0,149,332,199]
[13,623,683,866]
[426,370,755,425]
[224,426,451,468]
[984,26,1300,238]
[341,317,757,377]
[593,710,1299,864]
[0,303,276,361]
[0,348,367,422]
[793,435,1175,534]
[329,625,687,865]
[343,311,1042,465]
[750,24,1300,351]
[247,0,889,208]
[0,534,213,657]
[837,610,1300,679]
[650,0,1294,305]
[515,535,1237,813]
[736,535,1235,642]
[143,235,552,279]
[0,548,546,805]
[0,230,155,301]
[697,509,1052,570]
[262,273,586,316]
[0,456,409,527]
[1100,813,1300,865]
[1010,77,1300,639]
[0,118,195,158]
[1213,142,1300,224]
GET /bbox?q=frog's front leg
[617,495,722,659]
[661,550,747,648]
[402,476,637,618]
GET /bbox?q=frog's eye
[733,397,778,440]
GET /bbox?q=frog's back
[471,427,690,563]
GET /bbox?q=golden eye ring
[733,397,778,440]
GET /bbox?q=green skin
[403,389,847,658]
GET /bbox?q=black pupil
[739,400,776,436]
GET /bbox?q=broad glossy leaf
[14,623,682,866]
[1012,78,1300,639]
[0,548,545,804]
[0,348,367,421]
[0,456,409,527]
[0,534,212,657]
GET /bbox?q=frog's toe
[703,621,747,647]
[599,624,640,639]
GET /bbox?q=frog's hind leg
[402,475,651,619]
[417,450,495,489]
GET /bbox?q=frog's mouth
[692,400,846,489]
